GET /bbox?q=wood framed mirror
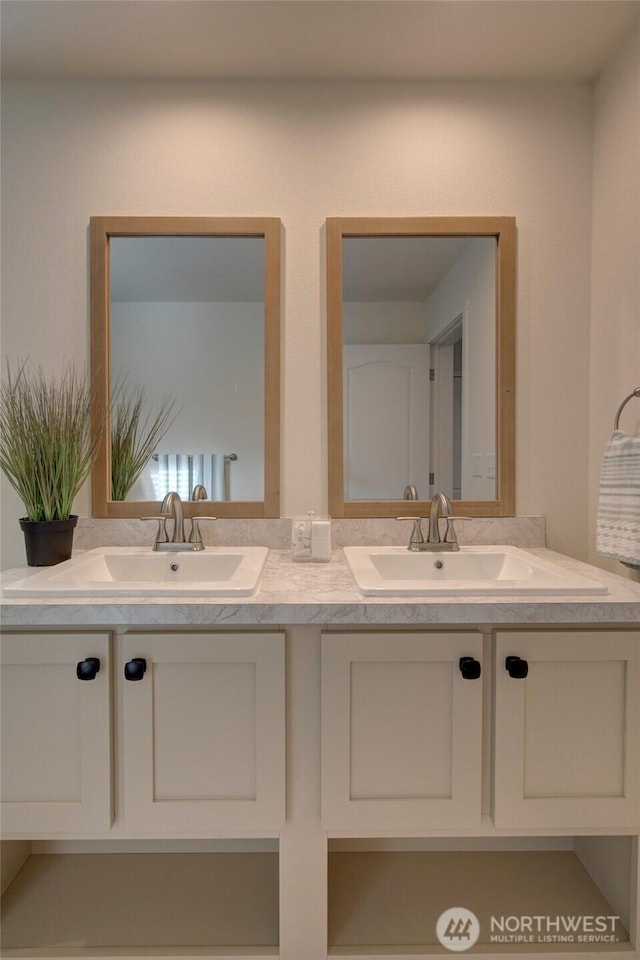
[327,217,515,518]
[90,216,281,518]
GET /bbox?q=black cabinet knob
[505,655,529,679]
[76,657,101,681]
[124,657,147,681]
[459,656,482,680]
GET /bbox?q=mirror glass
[91,217,281,518]
[110,236,264,502]
[327,217,515,518]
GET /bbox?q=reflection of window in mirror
[90,217,282,519]
[327,218,515,518]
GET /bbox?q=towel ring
[614,387,640,429]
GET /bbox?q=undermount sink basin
[3,546,269,597]
[343,545,608,597]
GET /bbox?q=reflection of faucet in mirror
[403,484,419,500]
[191,484,208,501]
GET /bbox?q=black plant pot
[19,515,78,567]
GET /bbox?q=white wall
[1,79,594,567]
[589,23,640,579]
[343,302,426,344]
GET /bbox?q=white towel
[596,430,640,568]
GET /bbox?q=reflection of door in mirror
[90,217,282,519]
[343,344,430,500]
[110,236,264,502]
[327,217,515,518]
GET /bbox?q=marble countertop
[2,548,640,628]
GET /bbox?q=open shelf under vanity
[327,837,637,956]
[0,842,279,959]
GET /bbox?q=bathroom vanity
[1,546,639,960]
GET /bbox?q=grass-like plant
[0,360,101,522]
[110,383,177,501]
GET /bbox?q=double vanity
[1,532,639,959]
[0,194,635,957]
[0,203,634,960]
[2,541,609,599]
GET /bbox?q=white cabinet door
[493,630,640,830]
[0,632,112,836]
[120,632,285,833]
[321,632,483,831]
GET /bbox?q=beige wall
[589,23,640,580]
[1,78,594,568]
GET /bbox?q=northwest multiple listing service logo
[436,908,481,952]
[436,909,622,952]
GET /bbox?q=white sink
[3,546,269,597]
[343,545,608,597]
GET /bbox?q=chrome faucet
[397,491,460,552]
[162,491,186,543]
[141,491,217,551]
[427,492,459,551]
[403,484,419,500]
[191,484,208,501]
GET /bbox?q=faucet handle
[443,516,458,544]
[396,516,425,548]
[189,516,217,550]
[443,515,473,543]
[140,516,169,545]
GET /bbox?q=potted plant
[110,382,176,501]
[0,360,102,566]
